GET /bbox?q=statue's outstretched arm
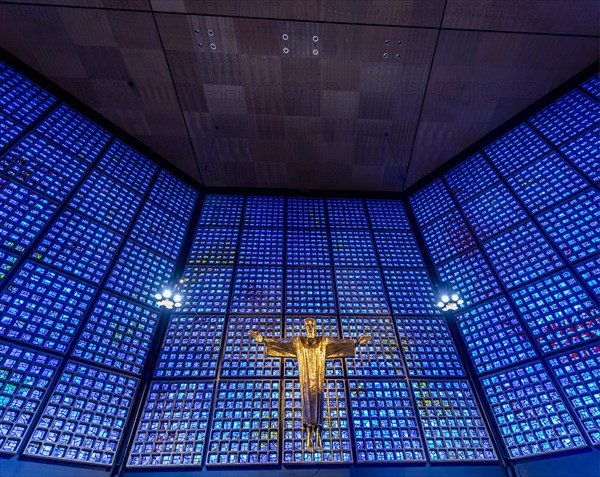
[248,330,296,357]
[357,335,372,346]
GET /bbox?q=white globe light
[174,302,182,308]
[163,289,172,298]
[437,301,444,308]
[154,293,162,300]
[442,295,449,303]
[173,294,182,303]
[451,294,459,301]
[458,299,464,305]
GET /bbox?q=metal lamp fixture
[437,292,464,312]
[155,280,184,309]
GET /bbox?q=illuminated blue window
[148,170,197,220]
[198,195,244,227]
[1,133,88,201]
[536,188,599,262]
[366,199,410,229]
[549,344,600,445]
[461,183,528,241]
[396,317,464,377]
[409,179,454,227]
[34,210,122,285]
[187,227,238,265]
[287,197,326,228]
[0,261,96,353]
[507,152,587,214]
[530,89,600,146]
[285,267,336,314]
[483,221,564,289]
[0,249,18,285]
[130,203,188,261]
[580,73,599,99]
[106,241,176,307]
[0,178,58,253]
[373,230,424,268]
[575,255,600,301]
[221,315,282,377]
[481,361,586,459]
[445,153,499,203]
[336,268,389,315]
[207,380,279,465]
[243,196,284,227]
[283,379,352,464]
[0,113,24,152]
[127,381,214,467]
[97,140,156,194]
[72,292,159,376]
[559,125,600,184]
[0,341,61,455]
[327,198,368,229]
[24,361,138,465]
[436,248,502,306]
[286,229,330,266]
[383,269,439,316]
[510,270,600,354]
[484,123,550,177]
[238,228,284,265]
[349,380,425,463]
[154,314,224,378]
[422,210,476,264]
[173,266,233,314]
[411,380,497,461]
[331,230,378,267]
[456,297,537,375]
[230,267,283,314]
[69,170,142,234]
[35,104,111,161]
[341,315,404,377]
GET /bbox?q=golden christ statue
[249,317,371,452]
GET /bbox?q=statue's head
[303,317,316,338]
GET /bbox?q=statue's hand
[357,335,372,346]
[249,330,263,343]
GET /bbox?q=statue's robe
[265,336,355,427]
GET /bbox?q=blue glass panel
[238,228,284,265]
[35,104,111,162]
[243,196,284,227]
[286,267,336,314]
[154,314,224,378]
[34,209,122,285]
[97,140,156,194]
[24,361,138,465]
[461,183,528,241]
[349,380,425,463]
[230,267,283,314]
[530,90,600,146]
[127,381,214,467]
[445,153,499,203]
[580,73,599,99]
[282,379,352,464]
[373,230,424,268]
[456,297,537,375]
[341,315,404,377]
[559,125,600,183]
[484,123,551,177]
[72,292,159,376]
[0,177,58,253]
[396,317,464,377]
[331,229,378,267]
[198,195,244,227]
[69,170,142,234]
[366,199,410,229]
[0,261,96,353]
[286,229,330,266]
[510,270,600,354]
[409,179,454,227]
[327,198,369,229]
[575,255,600,301]
[147,170,197,220]
[174,266,233,314]
[0,113,24,152]
[411,380,497,461]
[507,152,587,214]
[1,133,88,201]
[481,361,586,459]
[436,248,502,306]
[0,249,18,286]
[207,380,279,466]
[187,227,238,266]
[549,344,600,445]
[0,341,61,455]
[422,210,476,265]
[220,315,282,377]
[336,268,389,315]
[287,197,326,228]
[536,189,600,263]
[483,221,564,289]
[383,269,439,316]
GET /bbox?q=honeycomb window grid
[285,267,336,315]
[559,124,600,184]
[173,265,233,314]
[373,230,424,268]
[230,267,283,314]
[187,227,238,266]
[444,153,499,204]
[335,268,390,315]
[286,229,330,266]
[365,199,411,230]
[421,210,477,265]
[382,268,440,316]
[238,228,284,266]
[198,195,244,227]
[243,196,284,228]
[147,170,197,221]
[326,198,369,229]
[286,197,326,228]
[409,179,456,227]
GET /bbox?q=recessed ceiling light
[383,52,389,59]
[283,47,289,54]
[397,40,402,46]
[210,43,216,50]
[197,43,203,48]
[395,53,400,59]
[194,28,200,34]
[282,33,289,40]
[385,39,390,45]
[313,35,319,42]
[312,49,318,55]
[208,29,214,36]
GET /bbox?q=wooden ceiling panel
[1,0,150,10]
